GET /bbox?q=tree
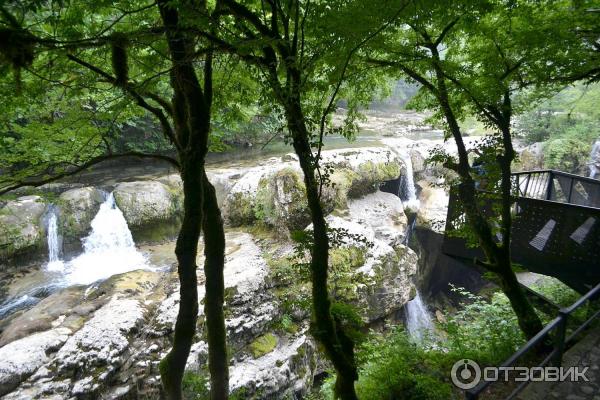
[367,0,591,339]
[195,1,405,398]
[0,1,231,398]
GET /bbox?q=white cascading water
[405,290,435,342]
[0,194,151,320]
[589,140,600,179]
[46,210,65,272]
[63,193,150,285]
[399,153,420,211]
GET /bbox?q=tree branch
[434,17,460,46]
[66,54,180,152]
[0,152,180,196]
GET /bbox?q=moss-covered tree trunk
[284,95,358,400]
[160,161,204,400]
[158,2,229,399]
[202,170,229,399]
[496,116,543,339]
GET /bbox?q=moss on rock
[225,191,256,227]
[253,168,310,235]
[348,161,401,199]
[0,196,47,265]
[249,333,278,358]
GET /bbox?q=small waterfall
[403,215,417,246]
[405,290,435,342]
[0,193,151,321]
[398,153,420,210]
[45,207,64,272]
[589,140,600,179]
[64,192,150,285]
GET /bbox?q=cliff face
[0,146,423,399]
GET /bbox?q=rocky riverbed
[0,110,539,399]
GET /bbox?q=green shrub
[182,371,250,399]
[182,371,210,400]
[320,328,455,400]
[318,286,531,400]
[532,279,580,308]
[442,285,526,366]
[544,135,592,174]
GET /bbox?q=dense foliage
[1,0,598,398]
[515,83,600,174]
[318,278,585,400]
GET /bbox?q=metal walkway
[442,170,600,293]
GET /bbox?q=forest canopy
[0,1,598,400]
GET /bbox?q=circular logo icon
[451,359,481,390]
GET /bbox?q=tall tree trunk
[285,99,358,400]
[496,118,543,338]
[430,52,543,339]
[160,161,203,400]
[157,3,229,398]
[202,170,229,399]
[496,256,544,338]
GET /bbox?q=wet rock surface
[0,196,47,267]
[59,187,105,245]
[0,114,454,398]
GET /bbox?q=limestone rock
[54,297,144,376]
[326,214,417,322]
[0,327,71,396]
[229,334,317,398]
[255,168,311,234]
[416,180,449,232]
[223,147,403,229]
[113,180,182,242]
[59,187,104,241]
[0,196,46,265]
[113,181,181,227]
[517,142,545,171]
[0,286,88,347]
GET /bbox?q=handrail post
[524,174,531,197]
[567,177,574,204]
[551,309,568,367]
[546,171,553,200]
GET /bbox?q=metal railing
[513,170,600,208]
[465,282,600,400]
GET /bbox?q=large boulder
[517,142,545,171]
[223,147,403,230]
[0,196,47,267]
[113,180,183,242]
[255,168,311,235]
[415,180,449,232]
[59,187,104,246]
[0,327,71,396]
[326,212,416,322]
[228,334,317,398]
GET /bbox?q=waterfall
[398,153,420,210]
[45,208,64,272]
[405,290,435,342]
[403,215,417,246]
[64,193,150,285]
[0,193,151,321]
[589,140,600,179]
